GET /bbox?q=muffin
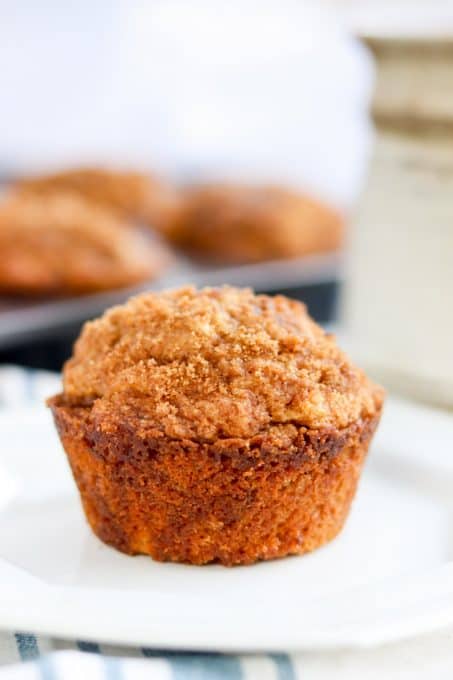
[49,286,383,566]
[17,166,180,230]
[165,184,344,264]
[0,193,167,296]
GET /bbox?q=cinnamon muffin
[165,184,344,264]
[0,193,167,296]
[49,286,383,566]
[18,166,180,230]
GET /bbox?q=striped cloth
[1,366,453,679]
[2,633,294,679]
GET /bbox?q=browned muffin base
[50,396,381,566]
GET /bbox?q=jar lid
[364,36,453,129]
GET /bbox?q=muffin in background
[49,285,383,566]
[0,192,168,296]
[164,184,344,264]
[17,166,181,231]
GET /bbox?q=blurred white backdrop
[0,0,374,208]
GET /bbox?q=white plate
[0,397,453,652]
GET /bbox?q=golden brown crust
[17,166,181,230]
[63,286,383,439]
[0,193,167,296]
[50,395,381,565]
[50,286,384,566]
[165,184,345,263]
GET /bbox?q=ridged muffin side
[49,399,381,566]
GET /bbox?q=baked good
[165,184,344,264]
[49,286,383,566]
[17,166,180,230]
[0,193,166,296]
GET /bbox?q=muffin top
[63,286,383,441]
[18,166,180,229]
[0,192,166,295]
[165,184,344,263]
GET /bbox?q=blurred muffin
[0,193,167,296]
[18,166,180,230]
[165,184,344,264]
[49,286,383,566]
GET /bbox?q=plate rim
[1,397,453,652]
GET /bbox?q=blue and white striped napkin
[2,633,296,679]
[1,366,453,679]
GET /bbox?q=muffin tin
[0,251,341,349]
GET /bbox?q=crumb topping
[0,193,164,294]
[63,286,383,440]
[166,184,344,263]
[18,166,179,228]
